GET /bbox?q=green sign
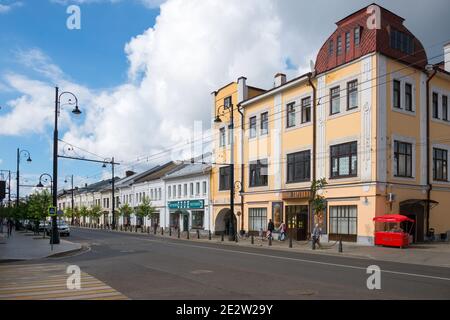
[168,200,204,210]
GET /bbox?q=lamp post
[52,87,82,244]
[36,173,53,196]
[214,103,236,241]
[102,158,116,230]
[16,149,32,208]
[64,175,75,225]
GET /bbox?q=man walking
[267,219,275,240]
[312,224,322,248]
[7,218,14,237]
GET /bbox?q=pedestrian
[7,218,14,237]
[278,221,287,241]
[312,224,322,248]
[267,219,274,240]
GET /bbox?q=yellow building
[211,4,450,244]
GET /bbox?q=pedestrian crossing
[0,263,128,300]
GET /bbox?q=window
[227,124,232,145]
[249,208,267,232]
[219,166,231,191]
[337,35,342,55]
[345,32,350,52]
[224,96,232,109]
[433,148,448,181]
[173,185,176,198]
[249,159,268,187]
[330,86,340,115]
[287,150,311,183]
[219,127,226,147]
[405,83,413,111]
[203,181,207,195]
[330,141,357,178]
[347,80,358,110]
[286,102,296,128]
[150,189,153,200]
[191,211,204,229]
[390,28,414,54]
[394,141,413,177]
[196,182,200,195]
[168,186,171,199]
[393,80,401,109]
[354,27,360,46]
[184,184,187,197]
[328,39,333,55]
[442,95,448,121]
[433,92,439,119]
[178,185,181,198]
[260,112,268,135]
[329,206,357,236]
[249,116,257,138]
[190,183,194,196]
[301,97,311,123]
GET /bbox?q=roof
[133,161,182,183]
[163,163,211,180]
[315,3,427,75]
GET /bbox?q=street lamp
[214,103,236,241]
[102,158,117,230]
[52,87,82,244]
[16,149,32,207]
[64,175,75,225]
[36,173,53,195]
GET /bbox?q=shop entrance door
[183,214,189,232]
[286,205,309,241]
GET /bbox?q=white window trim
[325,75,362,121]
[283,92,313,132]
[391,134,416,181]
[390,75,416,115]
[326,136,361,182]
[430,87,450,125]
[283,145,313,188]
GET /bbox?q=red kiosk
[373,214,415,248]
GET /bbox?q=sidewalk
[76,225,450,268]
[0,228,82,262]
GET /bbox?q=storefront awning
[400,199,439,209]
[373,214,415,223]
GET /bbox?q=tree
[88,205,102,224]
[135,196,156,226]
[79,206,89,224]
[310,178,328,228]
[119,203,132,226]
[26,190,51,233]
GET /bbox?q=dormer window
[337,35,342,55]
[345,32,350,52]
[390,27,414,55]
[328,39,334,55]
[354,27,360,46]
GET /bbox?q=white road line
[140,238,450,282]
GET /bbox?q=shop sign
[168,200,204,210]
[282,190,311,200]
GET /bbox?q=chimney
[274,73,286,87]
[237,76,248,103]
[125,170,135,177]
[444,42,450,73]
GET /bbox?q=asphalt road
[17,227,450,299]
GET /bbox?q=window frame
[249,159,268,187]
[394,140,413,178]
[248,208,267,232]
[354,27,360,46]
[301,96,311,123]
[393,80,401,109]
[345,31,350,53]
[432,92,439,119]
[219,127,226,147]
[433,148,448,181]
[249,116,257,138]
[329,205,357,236]
[286,102,296,128]
[337,35,342,55]
[330,86,341,115]
[405,82,413,112]
[219,166,231,191]
[346,80,358,110]
[286,150,311,183]
[442,95,448,121]
[330,141,358,179]
[260,111,269,135]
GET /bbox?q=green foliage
[88,205,102,219]
[79,206,89,218]
[135,196,156,219]
[310,178,328,226]
[25,190,52,222]
[119,203,132,217]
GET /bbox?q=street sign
[48,206,56,216]
[57,210,64,216]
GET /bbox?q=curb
[46,244,85,258]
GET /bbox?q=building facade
[211,4,450,244]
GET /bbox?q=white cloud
[0,0,323,165]
[50,0,164,8]
[0,1,22,14]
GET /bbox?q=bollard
[197,229,200,239]
[169,227,172,236]
[221,232,224,242]
[251,235,254,244]
[147,226,150,234]
[161,227,164,236]
[177,228,180,238]
[187,230,190,239]
[154,226,157,235]
[235,233,238,243]
[269,236,272,246]
[208,230,211,240]
[289,236,292,248]
[338,237,343,253]
[312,237,316,250]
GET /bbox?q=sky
[0,0,449,199]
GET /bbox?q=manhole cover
[190,270,213,274]
[285,289,316,296]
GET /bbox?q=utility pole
[70,175,74,225]
[229,104,235,241]
[112,157,116,230]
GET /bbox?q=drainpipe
[308,72,317,234]
[237,103,245,233]
[425,66,437,237]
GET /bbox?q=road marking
[0,264,128,300]
[149,239,450,282]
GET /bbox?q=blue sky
[1,0,449,199]
[0,0,160,193]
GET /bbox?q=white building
[163,163,212,232]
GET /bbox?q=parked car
[46,220,70,237]
[39,221,50,233]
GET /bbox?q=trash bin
[428,228,435,241]
[440,233,447,241]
